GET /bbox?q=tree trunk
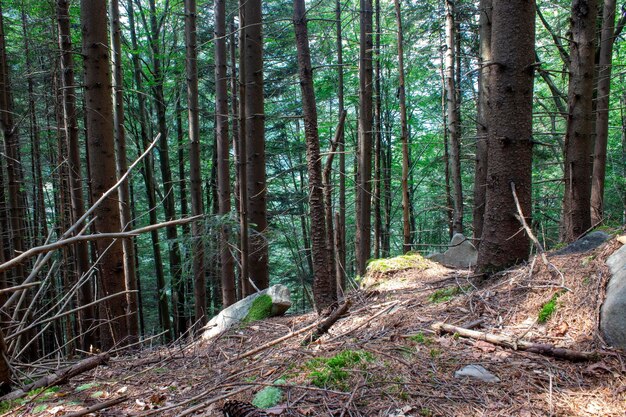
[230,18,241,301]
[476,0,535,272]
[590,0,617,225]
[293,0,336,311]
[394,0,411,254]
[127,0,171,338]
[109,0,139,341]
[184,0,207,327]
[472,0,492,247]
[445,0,463,235]
[561,0,598,242]
[148,0,175,339]
[356,0,373,277]
[80,0,129,349]
[244,0,269,292]
[373,0,382,260]
[214,0,235,307]
[335,0,346,294]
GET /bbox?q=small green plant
[243,295,273,323]
[75,382,100,392]
[428,286,468,303]
[538,291,564,323]
[305,350,373,390]
[420,407,434,416]
[253,384,283,409]
[408,332,432,345]
[429,348,441,358]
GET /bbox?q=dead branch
[0,353,109,401]
[0,282,41,295]
[432,322,600,362]
[0,215,200,274]
[227,320,323,363]
[62,395,128,417]
[511,182,548,266]
[302,300,351,345]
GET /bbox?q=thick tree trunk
[127,0,170,338]
[230,19,241,301]
[109,0,139,341]
[445,0,463,235]
[561,0,598,242]
[373,0,382,259]
[472,0,492,247]
[214,0,235,307]
[476,0,535,272]
[293,0,336,311]
[184,0,207,327]
[394,0,411,254]
[356,0,373,277]
[80,0,129,349]
[590,0,617,225]
[244,0,269,292]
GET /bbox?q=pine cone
[221,400,269,417]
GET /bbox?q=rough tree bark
[476,0,535,272]
[214,0,235,307]
[561,0,598,242]
[80,0,129,348]
[445,0,463,235]
[472,0,492,246]
[293,0,336,311]
[335,0,346,293]
[590,0,617,225]
[356,0,373,277]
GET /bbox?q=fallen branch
[432,322,599,362]
[227,320,323,363]
[0,353,109,401]
[302,300,351,345]
[511,182,548,266]
[62,395,128,417]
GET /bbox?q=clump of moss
[243,294,273,323]
[367,252,430,274]
[408,332,432,345]
[538,291,564,323]
[428,285,468,303]
[305,350,373,390]
[252,379,286,409]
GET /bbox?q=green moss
[367,252,430,274]
[243,294,273,323]
[305,350,373,390]
[252,386,282,409]
[408,332,432,345]
[538,291,564,323]
[428,286,469,303]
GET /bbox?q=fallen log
[0,353,109,401]
[302,300,351,345]
[432,322,599,362]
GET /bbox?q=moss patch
[367,252,430,274]
[243,294,273,323]
[538,291,564,323]
[305,350,373,390]
[428,285,469,303]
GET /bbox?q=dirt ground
[2,238,625,416]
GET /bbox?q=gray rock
[600,243,626,349]
[427,233,477,269]
[552,231,610,256]
[454,364,500,383]
[201,284,291,340]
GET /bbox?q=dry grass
[3,239,625,416]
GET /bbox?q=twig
[326,301,400,342]
[432,322,600,362]
[511,182,548,266]
[62,395,128,417]
[0,282,41,295]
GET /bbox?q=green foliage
[367,252,431,274]
[75,382,99,392]
[538,291,564,323]
[243,295,273,323]
[408,332,432,345]
[428,286,468,303]
[305,350,374,390]
[252,379,285,409]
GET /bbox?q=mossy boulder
[201,285,291,340]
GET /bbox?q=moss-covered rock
[243,294,273,323]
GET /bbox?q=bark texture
[561,0,598,242]
[476,0,535,272]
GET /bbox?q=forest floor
[3,238,626,417]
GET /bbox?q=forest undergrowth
[2,239,625,416]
